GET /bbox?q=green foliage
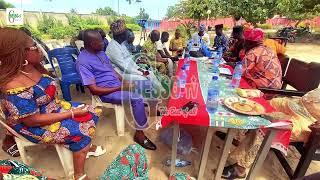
[96,7,118,16]
[37,14,57,33]
[177,22,197,40]
[0,0,14,9]
[136,8,149,20]
[172,0,225,25]
[122,15,137,24]
[220,0,277,25]
[166,5,178,19]
[257,23,273,29]
[126,23,140,31]
[277,0,320,25]
[36,13,109,39]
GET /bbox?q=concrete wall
[0,9,109,27]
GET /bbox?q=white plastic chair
[91,95,125,136]
[0,109,74,180]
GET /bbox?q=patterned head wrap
[243,28,264,42]
[110,19,127,35]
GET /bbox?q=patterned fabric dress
[0,74,98,152]
[242,45,282,89]
[0,159,47,180]
[100,144,148,180]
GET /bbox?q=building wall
[0,9,109,27]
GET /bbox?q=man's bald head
[83,29,104,52]
[150,30,160,42]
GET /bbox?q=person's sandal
[221,164,246,179]
[86,145,106,159]
[3,144,20,157]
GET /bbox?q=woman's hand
[72,105,89,117]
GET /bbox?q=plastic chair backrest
[284,58,320,92]
[48,47,79,78]
[0,108,25,140]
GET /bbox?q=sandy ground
[1,43,320,179]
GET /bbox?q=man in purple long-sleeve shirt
[76,29,156,150]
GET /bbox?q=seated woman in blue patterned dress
[0,27,106,180]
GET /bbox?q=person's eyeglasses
[25,43,39,51]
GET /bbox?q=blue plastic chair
[48,47,84,101]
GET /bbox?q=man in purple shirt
[76,29,156,150]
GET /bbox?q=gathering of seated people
[0,18,318,180]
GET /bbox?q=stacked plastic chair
[48,47,84,101]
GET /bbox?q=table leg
[198,127,215,180]
[170,122,179,176]
[214,128,236,180]
[246,129,277,180]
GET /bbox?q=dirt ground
[0,43,320,180]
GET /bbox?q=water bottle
[164,158,192,167]
[231,62,243,88]
[184,53,191,71]
[206,76,220,113]
[176,67,187,98]
[211,53,220,79]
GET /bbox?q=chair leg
[76,84,80,92]
[55,145,74,180]
[80,85,85,93]
[60,82,72,101]
[293,129,320,179]
[14,138,29,165]
[114,105,125,136]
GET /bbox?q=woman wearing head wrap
[0,28,106,180]
[242,28,282,89]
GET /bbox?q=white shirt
[106,39,143,76]
[155,41,166,51]
[192,32,210,46]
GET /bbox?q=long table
[160,59,291,180]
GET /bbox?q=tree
[175,0,222,26]
[0,0,14,9]
[136,8,149,20]
[96,7,118,16]
[166,5,178,19]
[277,0,320,26]
[220,0,277,25]
[70,8,77,14]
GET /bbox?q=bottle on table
[211,52,221,79]
[176,66,187,98]
[206,76,220,113]
[183,52,191,71]
[231,62,243,88]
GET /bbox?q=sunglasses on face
[25,43,39,51]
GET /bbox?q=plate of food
[224,97,265,116]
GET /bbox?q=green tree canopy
[220,0,277,25]
[0,0,14,9]
[167,0,320,26]
[166,5,178,19]
[277,0,320,25]
[96,7,118,16]
[136,8,149,20]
